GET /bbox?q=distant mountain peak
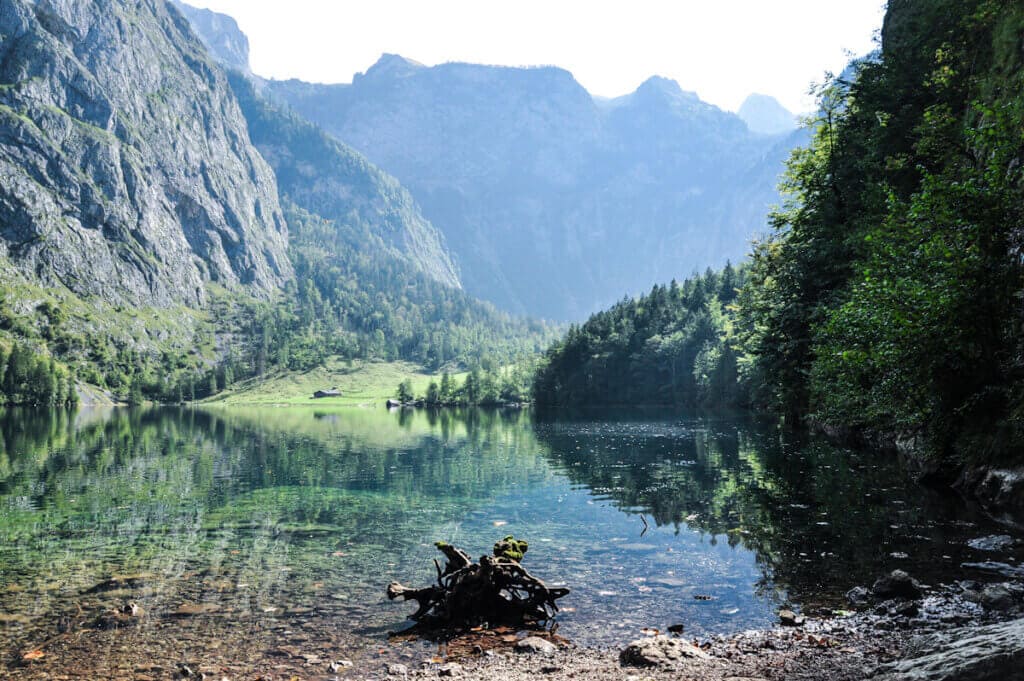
[361,53,425,80]
[171,1,251,74]
[636,75,693,98]
[737,93,796,136]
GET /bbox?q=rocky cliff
[226,72,461,288]
[0,0,291,308]
[173,4,462,290]
[169,0,250,75]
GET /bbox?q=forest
[532,265,746,408]
[536,0,1024,469]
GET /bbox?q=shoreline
[5,566,1022,679]
[393,578,1023,681]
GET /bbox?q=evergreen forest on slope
[537,0,1024,478]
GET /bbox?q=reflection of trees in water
[0,406,555,649]
[0,407,551,579]
[532,409,996,600]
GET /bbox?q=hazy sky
[183,0,885,114]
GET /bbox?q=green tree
[397,379,414,403]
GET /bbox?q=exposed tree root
[387,537,570,626]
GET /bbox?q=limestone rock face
[0,0,291,307]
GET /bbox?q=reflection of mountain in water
[532,409,1006,602]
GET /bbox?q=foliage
[532,264,748,407]
[0,341,77,407]
[738,0,1024,461]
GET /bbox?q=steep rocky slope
[0,0,291,308]
[225,72,461,288]
[173,3,461,289]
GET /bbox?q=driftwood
[387,537,570,625]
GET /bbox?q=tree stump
[387,536,570,625]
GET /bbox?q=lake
[0,406,1016,676]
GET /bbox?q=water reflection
[533,408,1012,606]
[0,406,1017,673]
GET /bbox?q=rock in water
[967,535,1020,552]
[872,570,923,600]
[620,635,710,668]
[874,617,1024,680]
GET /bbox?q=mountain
[0,0,291,307]
[267,58,801,320]
[0,0,552,407]
[172,4,460,289]
[169,0,251,75]
[737,93,797,135]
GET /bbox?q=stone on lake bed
[171,603,221,616]
[967,534,1020,552]
[438,662,463,676]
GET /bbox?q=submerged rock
[874,617,1024,680]
[620,635,710,668]
[967,535,1020,552]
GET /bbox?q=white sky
[183,0,885,114]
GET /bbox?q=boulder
[779,609,805,626]
[961,561,1024,579]
[872,570,923,600]
[515,636,558,655]
[312,389,342,398]
[620,635,709,668]
[966,583,1024,612]
[874,617,1024,681]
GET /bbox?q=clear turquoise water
[0,406,1014,657]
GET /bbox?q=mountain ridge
[173,2,462,290]
[266,53,799,319]
[737,93,797,135]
